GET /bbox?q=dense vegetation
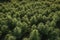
[0,0,60,40]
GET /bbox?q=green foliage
[23,38,29,40]
[1,25,8,32]
[0,31,2,36]
[13,27,21,37]
[4,34,16,40]
[29,29,40,40]
[0,0,60,40]
[0,0,11,2]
